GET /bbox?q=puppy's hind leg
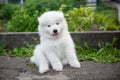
[64,45,81,68]
[31,45,49,73]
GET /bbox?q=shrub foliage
[7,7,39,32]
[1,0,119,32]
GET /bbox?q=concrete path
[0,56,120,80]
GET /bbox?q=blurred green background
[0,0,120,32]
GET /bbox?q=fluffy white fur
[31,11,81,73]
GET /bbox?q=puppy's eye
[56,23,59,25]
[48,25,51,27]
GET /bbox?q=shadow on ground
[0,56,120,80]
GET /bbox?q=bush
[25,0,86,13]
[65,7,94,31]
[94,9,120,31]
[65,6,120,31]
[7,7,39,32]
[5,0,87,32]
[2,4,21,20]
[5,4,120,32]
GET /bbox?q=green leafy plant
[3,2,119,32]
[65,7,95,31]
[76,38,120,62]
[0,44,34,58]
[94,9,120,31]
[65,6,120,31]
[7,7,39,32]
[25,0,86,13]
[2,4,21,20]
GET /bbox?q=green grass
[76,43,120,63]
[0,41,120,63]
[0,44,34,58]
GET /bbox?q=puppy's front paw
[52,63,63,71]
[39,65,49,73]
[69,60,81,68]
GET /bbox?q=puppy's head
[38,11,68,39]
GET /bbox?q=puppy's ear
[56,11,65,22]
[58,11,64,18]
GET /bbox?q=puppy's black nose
[53,29,58,33]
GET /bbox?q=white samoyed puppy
[31,11,81,73]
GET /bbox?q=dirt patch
[0,56,120,80]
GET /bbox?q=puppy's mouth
[52,33,59,38]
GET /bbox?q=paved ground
[0,56,120,80]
